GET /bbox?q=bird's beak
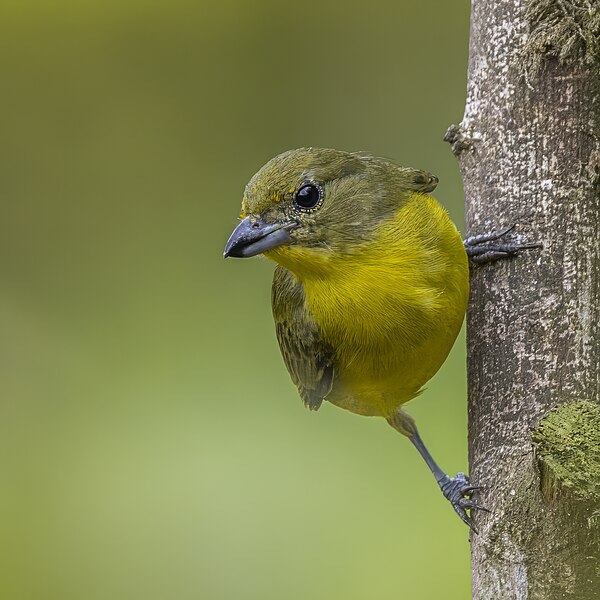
[223,216,294,258]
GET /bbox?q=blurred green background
[0,1,472,598]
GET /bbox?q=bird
[224,147,535,530]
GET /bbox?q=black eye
[294,183,322,210]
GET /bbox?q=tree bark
[446,0,600,598]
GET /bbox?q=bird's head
[223,147,438,272]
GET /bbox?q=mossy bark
[534,400,600,500]
[448,0,600,598]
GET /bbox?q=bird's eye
[294,183,322,211]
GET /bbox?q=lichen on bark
[533,400,600,500]
[519,0,600,77]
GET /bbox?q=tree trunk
[446,0,600,598]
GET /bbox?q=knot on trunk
[444,124,474,156]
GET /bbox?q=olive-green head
[223,147,438,263]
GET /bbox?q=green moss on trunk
[533,400,600,499]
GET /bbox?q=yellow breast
[272,193,469,417]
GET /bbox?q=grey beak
[224,216,294,258]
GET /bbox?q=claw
[463,224,515,246]
[464,224,541,265]
[463,485,482,494]
[459,498,491,512]
[455,507,478,534]
[438,473,488,532]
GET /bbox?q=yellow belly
[298,194,469,417]
[272,194,469,417]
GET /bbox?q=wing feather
[271,266,334,410]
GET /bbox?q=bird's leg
[387,409,488,532]
[464,224,541,264]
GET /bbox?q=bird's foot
[437,472,489,532]
[464,224,541,264]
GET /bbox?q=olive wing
[271,266,334,411]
